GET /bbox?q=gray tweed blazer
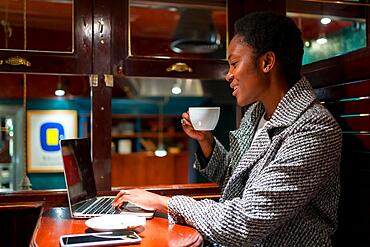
[168,78,342,247]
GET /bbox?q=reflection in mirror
[129,0,227,59]
[287,1,366,64]
[0,0,73,52]
[0,74,90,191]
[110,76,235,187]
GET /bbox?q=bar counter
[31,207,201,246]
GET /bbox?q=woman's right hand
[181,112,211,141]
[181,112,214,158]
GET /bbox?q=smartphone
[59,230,141,247]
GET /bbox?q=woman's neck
[261,76,290,120]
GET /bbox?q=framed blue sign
[27,110,77,172]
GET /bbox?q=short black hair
[234,11,304,86]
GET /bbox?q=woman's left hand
[112,189,170,213]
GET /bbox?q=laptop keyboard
[84,197,120,215]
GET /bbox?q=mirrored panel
[0,74,90,191]
[0,0,73,52]
[287,0,366,64]
[129,0,227,59]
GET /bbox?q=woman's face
[225,35,268,107]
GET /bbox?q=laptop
[60,138,154,219]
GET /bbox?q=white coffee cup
[188,107,220,131]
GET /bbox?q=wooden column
[91,0,113,191]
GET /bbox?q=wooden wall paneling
[343,134,370,153]
[315,79,370,101]
[0,202,43,247]
[92,0,113,191]
[323,99,370,115]
[309,55,370,246]
[303,48,370,88]
[337,116,370,132]
[335,152,370,246]
[173,152,189,184]
[111,152,188,187]
[243,0,285,14]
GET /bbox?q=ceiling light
[171,86,181,95]
[320,17,331,25]
[55,77,66,97]
[171,79,182,95]
[154,101,167,157]
[154,145,168,157]
[55,89,65,97]
[316,36,328,45]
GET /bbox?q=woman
[113,11,342,246]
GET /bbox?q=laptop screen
[61,138,97,206]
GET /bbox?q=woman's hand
[181,112,214,159]
[112,189,170,213]
[181,112,212,142]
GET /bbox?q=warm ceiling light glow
[320,17,332,25]
[171,86,182,95]
[316,37,328,45]
[154,148,167,157]
[55,89,65,96]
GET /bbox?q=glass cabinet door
[0,73,91,191]
[129,0,227,60]
[287,0,367,64]
[112,0,229,80]
[0,0,92,74]
[0,0,73,52]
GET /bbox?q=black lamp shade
[170,9,221,54]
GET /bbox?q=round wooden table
[31,207,202,247]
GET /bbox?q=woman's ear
[261,51,276,73]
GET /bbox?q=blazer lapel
[228,103,265,171]
[233,128,271,175]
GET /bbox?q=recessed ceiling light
[55,89,65,97]
[316,37,328,45]
[171,86,182,95]
[320,17,332,25]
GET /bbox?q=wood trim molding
[0,183,221,206]
[302,48,370,88]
